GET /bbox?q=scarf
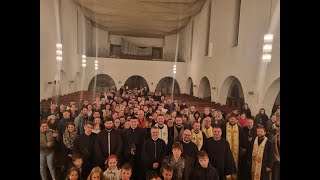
[251,136,268,180]
[202,124,213,138]
[63,128,78,149]
[155,124,169,144]
[226,122,239,170]
[191,129,203,151]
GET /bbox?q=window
[233,0,241,47]
[205,0,212,56]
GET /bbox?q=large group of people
[40,87,280,180]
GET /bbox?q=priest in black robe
[93,118,123,170]
[73,121,97,179]
[180,129,199,163]
[142,126,167,178]
[122,117,147,180]
[203,126,236,180]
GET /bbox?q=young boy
[120,163,132,180]
[161,164,173,180]
[71,154,84,179]
[191,150,219,180]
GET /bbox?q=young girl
[113,118,121,130]
[67,167,80,180]
[87,166,105,180]
[103,155,121,180]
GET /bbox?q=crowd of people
[40,87,280,180]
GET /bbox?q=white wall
[40,0,58,100]
[182,0,280,115]
[41,0,82,100]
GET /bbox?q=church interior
[40,0,280,180]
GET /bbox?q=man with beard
[74,107,89,135]
[142,126,167,178]
[73,121,97,179]
[180,129,198,162]
[89,110,101,122]
[201,117,214,138]
[173,116,185,142]
[122,117,147,180]
[191,121,206,151]
[250,126,274,180]
[137,110,148,128]
[93,117,123,170]
[221,115,247,180]
[203,126,236,180]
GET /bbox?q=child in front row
[103,155,121,180]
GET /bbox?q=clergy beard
[176,124,182,128]
[183,139,190,143]
[106,127,112,131]
[258,135,265,139]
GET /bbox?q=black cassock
[241,126,257,180]
[203,137,236,180]
[141,138,167,176]
[180,140,199,164]
[73,132,97,179]
[122,127,147,180]
[93,129,123,170]
[191,163,219,180]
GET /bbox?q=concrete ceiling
[74,0,206,38]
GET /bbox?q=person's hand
[130,148,135,155]
[68,154,73,158]
[47,141,53,148]
[248,137,253,142]
[153,162,159,169]
[266,167,271,172]
[52,131,58,137]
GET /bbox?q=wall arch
[218,76,244,108]
[88,74,117,92]
[155,77,180,94]
[262,77,280,116]
[124,75,149,90]
[185,77,193,95]
[198,76,211,101]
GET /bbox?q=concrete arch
[185,77,193,96]
[218,76,244,106]
[124,75,149,90]
[198,76,211,101]
[262,77,280,116]
[88,74,117,92]
[155,77,180,94]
